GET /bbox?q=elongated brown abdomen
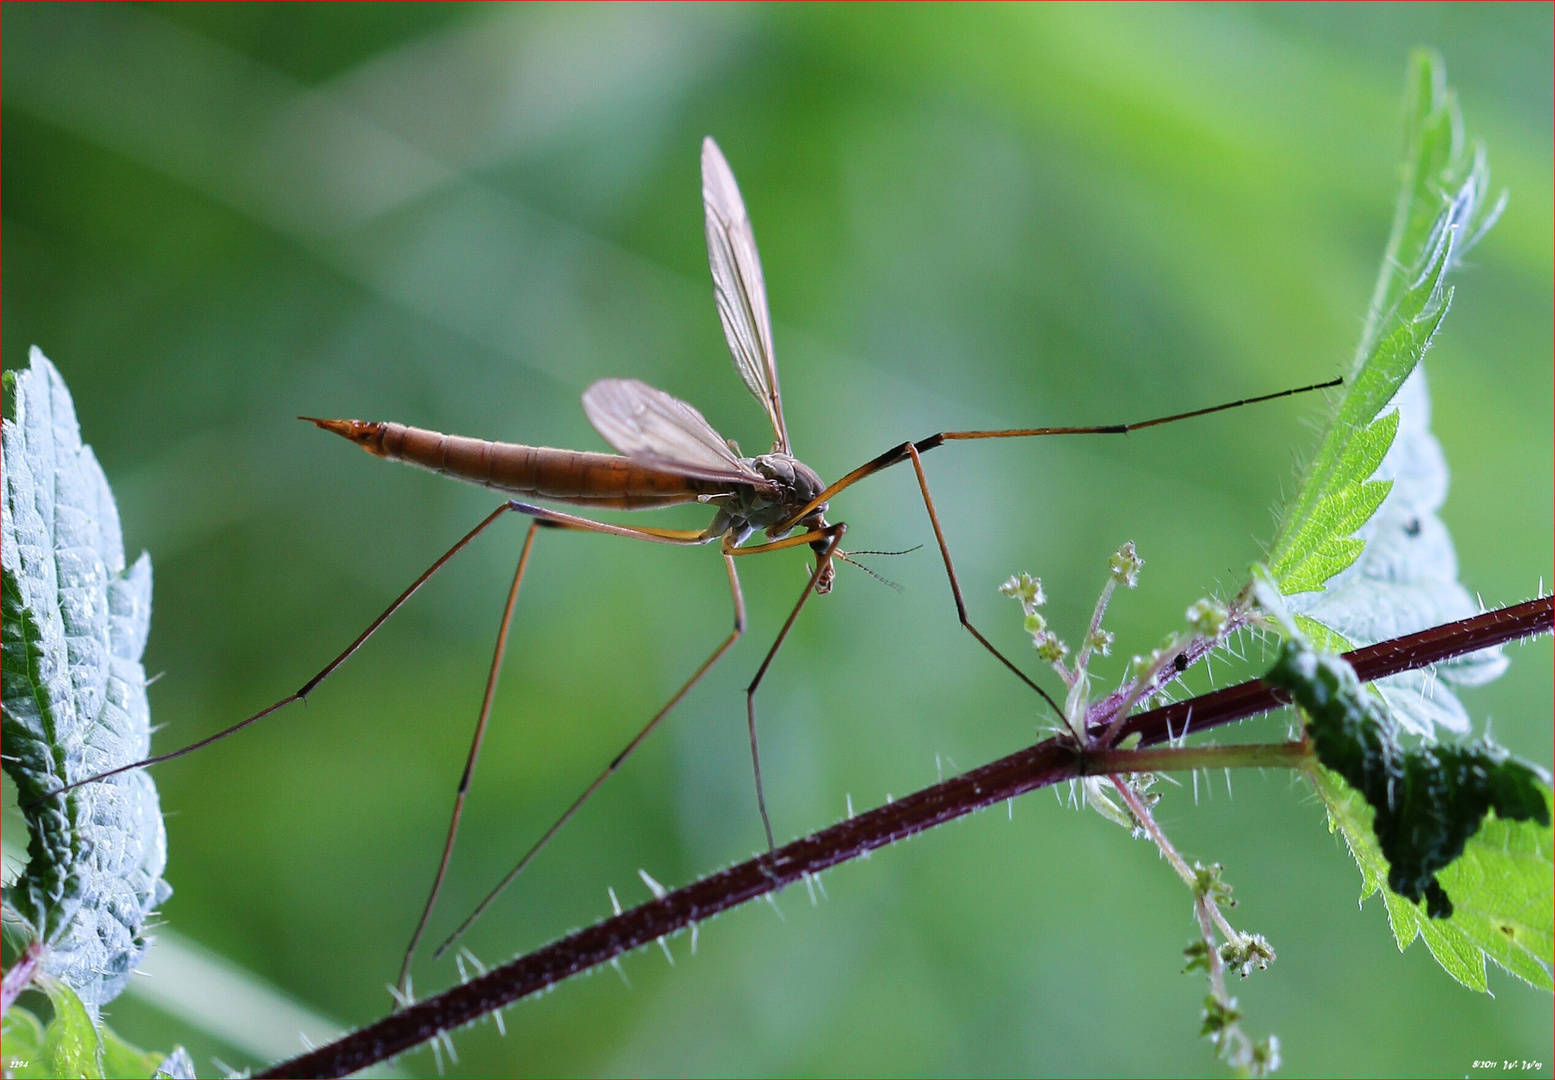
[306,419,723,510]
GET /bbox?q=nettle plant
[2,52,1550,1079]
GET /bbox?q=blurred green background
[4,3,1551,1076]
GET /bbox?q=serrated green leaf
[1292,615,1353,654]
[1309,766,1553,992]
[1266,53,1508,739]
[1276,535,1367,597]
[1271,640,1548,916]
[1435,800,1555,991]
[1,347,170,1009]
[1292,370,1507,737]
[1268,51,1497,588]
[1269,411,1397,592]
[1324,409,1400,499]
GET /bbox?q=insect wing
[702,137,789,453]
[582,378,770,489]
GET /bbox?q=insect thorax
[716,453,828,540]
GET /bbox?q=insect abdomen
[309,419,715,509]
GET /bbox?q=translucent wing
[702,137,789,453]
[582,378,770,488]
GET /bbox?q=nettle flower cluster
[1001,548,1284,1076]
[1000,541,1237,748]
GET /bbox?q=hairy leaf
[1289,371,1506,736]
[1,347,171,1009]
[13,976,103,1078]
[1269,49,1500,588]
[1310,766,1554,993]
[1268,640,1549,919]
[1268,50,1506,738]
[0,977,189,1079]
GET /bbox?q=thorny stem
[259,596,1550,1079]
[1093,606,1253,750]
[1084,741,1314,776]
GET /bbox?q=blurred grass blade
[131,926,391,1070]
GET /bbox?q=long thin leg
[905,444,1063,715]
[937,375,1343,441]
[397,522,540,997]
[25,503,519,807]
[432,552,748,961]
[505,500,713,545]
[774,377,1343,533]
[734,524,846,851]
[723,379,1342,725]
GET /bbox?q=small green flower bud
[1191,861,1235,906]
[1186,597,1229,638]
[1249,1036,1281,1077]
[1034,632,1070,664]
[1200,995,1242,1039]
[1023,611,1048,635]
[999,571,1046,614]
[1108,541,1144,588]
[1220,933,1276,978]
[1085,628,1115,656]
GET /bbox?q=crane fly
[39,137,1339,995]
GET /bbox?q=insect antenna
[835,545,923,592]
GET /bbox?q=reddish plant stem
[260,596,1551,1079]
[0,940,44,1020]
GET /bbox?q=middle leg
[904,444,1063,715]
[398,520,541,995]
[432,547,748,961]
[728,524,846,851]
